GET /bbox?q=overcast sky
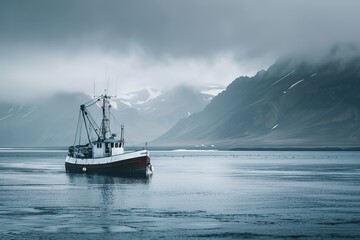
[1,0,360,102]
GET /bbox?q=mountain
[0,92,90,147]
[110,85,218,143]
[136,85,216,127]
[0,85,221,147]
[116,88,161,110]
[154,54,360,148]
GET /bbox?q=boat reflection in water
[66,173,152,209]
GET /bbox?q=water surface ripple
[0,150,360,239]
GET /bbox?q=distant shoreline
[229,147,360,151]
[1,146,360,152]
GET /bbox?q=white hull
[65,149,149,165]
[65,150,152,176]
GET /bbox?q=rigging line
[79,113,83,146]
[110,111,121,137]
[124,131,136,149]
[93,79,96,98]
[94,106,101,129]
[86,111,100,134]
[84,111,100,139]
[83,98,98,106]
[108,109,130,146]
[115,80,118,98]
[73,111,78,146]
[81,110,92,144]
[82,106,100,136]
[108,105,112,135]
[85,99,100,108]
[73,110,82,146]
[106,75,110,94]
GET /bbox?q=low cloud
[1,1,360,101]
[1,48,266,102]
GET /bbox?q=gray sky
[1,0,360,102]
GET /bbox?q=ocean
[0,149,360,239]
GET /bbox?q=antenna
[115,79,118,98]
[103,71,108,95]
[106,75,110,95]
[93,79,96,98]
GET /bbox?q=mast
[99,91,115,140]
[75,91,115,144]
[100,94,109,139]
[81,104,92,145]
[120,124,124,145]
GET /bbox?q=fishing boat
[65,92,153,176]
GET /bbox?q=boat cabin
[93,139,124,158]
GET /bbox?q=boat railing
[68,145,93,158]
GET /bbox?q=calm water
[0,149,360,239]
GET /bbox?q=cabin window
[111,143,114,148]
[119,143,122,148]
[115,143,118,148]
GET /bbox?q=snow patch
[117,88,161,106]
[310,73,317,77]
[120,100,132,108]
[283,79,305,94]
[0,113,15,121]
[8,108,14,113]
[201,88,223,96]
[147,88,162,100]
[110,101,118,110]
[272,124,278,130]
[21,107,38,118]
[288,79,304,90]
[272,70,296,85]
[118,93,136,100]
[208,85,223,88]
[187,112,191,117]
[18,104,23,112]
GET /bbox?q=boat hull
[65,151,152,177]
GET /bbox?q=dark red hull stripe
[65,156,150,176]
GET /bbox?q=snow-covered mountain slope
[0,85,221,147]
[0,92,90,147]
[114,85,223,129]
[153,55,360,148]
